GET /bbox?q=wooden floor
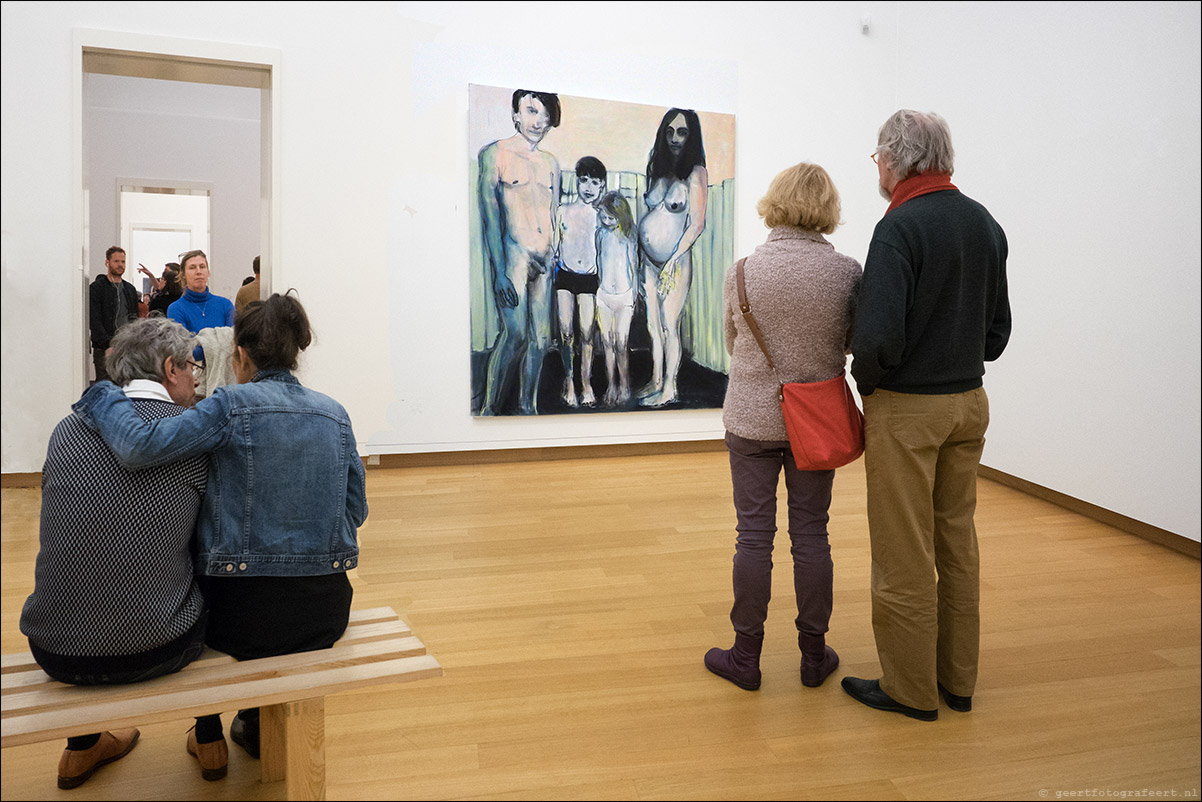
[2,453,1199,801]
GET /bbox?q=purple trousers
[725,431,835,639]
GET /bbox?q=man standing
[843,110,1011,721]
[88,246,139,383]
[235,255,261,317]
[477,89,562,415]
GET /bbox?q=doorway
[74,31,279,389]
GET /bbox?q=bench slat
[2,636,429,717]
[1,649,237,694]
[2,653,442,748]
[1,614,412,693]
[344,607,402,625]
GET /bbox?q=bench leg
[259,698,326,801]
[260,704,286,782]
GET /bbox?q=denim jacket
[73,371,367,577]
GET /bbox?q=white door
[119,189,211,293]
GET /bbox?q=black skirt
[197,573,353,661]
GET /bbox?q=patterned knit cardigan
[721,226,862,442]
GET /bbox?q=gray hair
[106,317,194,385]
[876,110,955,180]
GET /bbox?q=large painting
[469,84,735,416]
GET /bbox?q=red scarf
[887,172,957,213]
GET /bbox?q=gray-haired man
[844,110,1011,721]
[20,317,214,788]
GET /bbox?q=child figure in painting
[553,157,608,407]
[594,191,638,407]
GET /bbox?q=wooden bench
[1,606,442,800]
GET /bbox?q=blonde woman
[704,163,861,691]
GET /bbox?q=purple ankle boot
[799,634,839,687]
[704,633,763,690]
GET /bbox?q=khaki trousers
[862,387,989,710]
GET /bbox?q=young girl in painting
[594,191,638,407]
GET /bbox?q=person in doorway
[74,292,367,779]
[235,255,261,317]
[842,110,1011,721]
[21,317,208,789]
[88,246,140,383]
[148,263,183,317]
[477,89,562,415]
[137,262,166,294]
[167,249,235,363]
[168,250,235,334]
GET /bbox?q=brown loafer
[186,728,229,781]
[57,728,140,789]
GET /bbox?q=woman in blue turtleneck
[167,250,235,360]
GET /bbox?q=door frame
[72,28,280,391]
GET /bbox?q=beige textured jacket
[722,226,862,441]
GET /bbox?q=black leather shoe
[841,677,937,721]
[938,682,972,712]
[230,713,260,759]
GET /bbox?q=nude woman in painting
[637,108,708,407]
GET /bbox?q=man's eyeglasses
[187,360,205,377]
[870,151,880,165]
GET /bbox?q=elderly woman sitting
[21,317,208,789]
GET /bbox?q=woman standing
[74,292,367,779]
[167,250,235,352]
[636,108,708,406]
[704,163,861,691]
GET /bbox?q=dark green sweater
[851,189,1011,395]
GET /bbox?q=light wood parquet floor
[2,452,1199,800]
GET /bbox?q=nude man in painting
[478,89,563,415]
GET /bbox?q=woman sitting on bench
[21,317,210,789]
[74,291,368,781]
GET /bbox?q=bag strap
[735,257,786,400]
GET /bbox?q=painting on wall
[469,84,735,416]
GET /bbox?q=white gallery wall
[1,2,1198,540]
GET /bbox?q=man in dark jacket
[843,110,1011,722]
[89,246,139,382]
